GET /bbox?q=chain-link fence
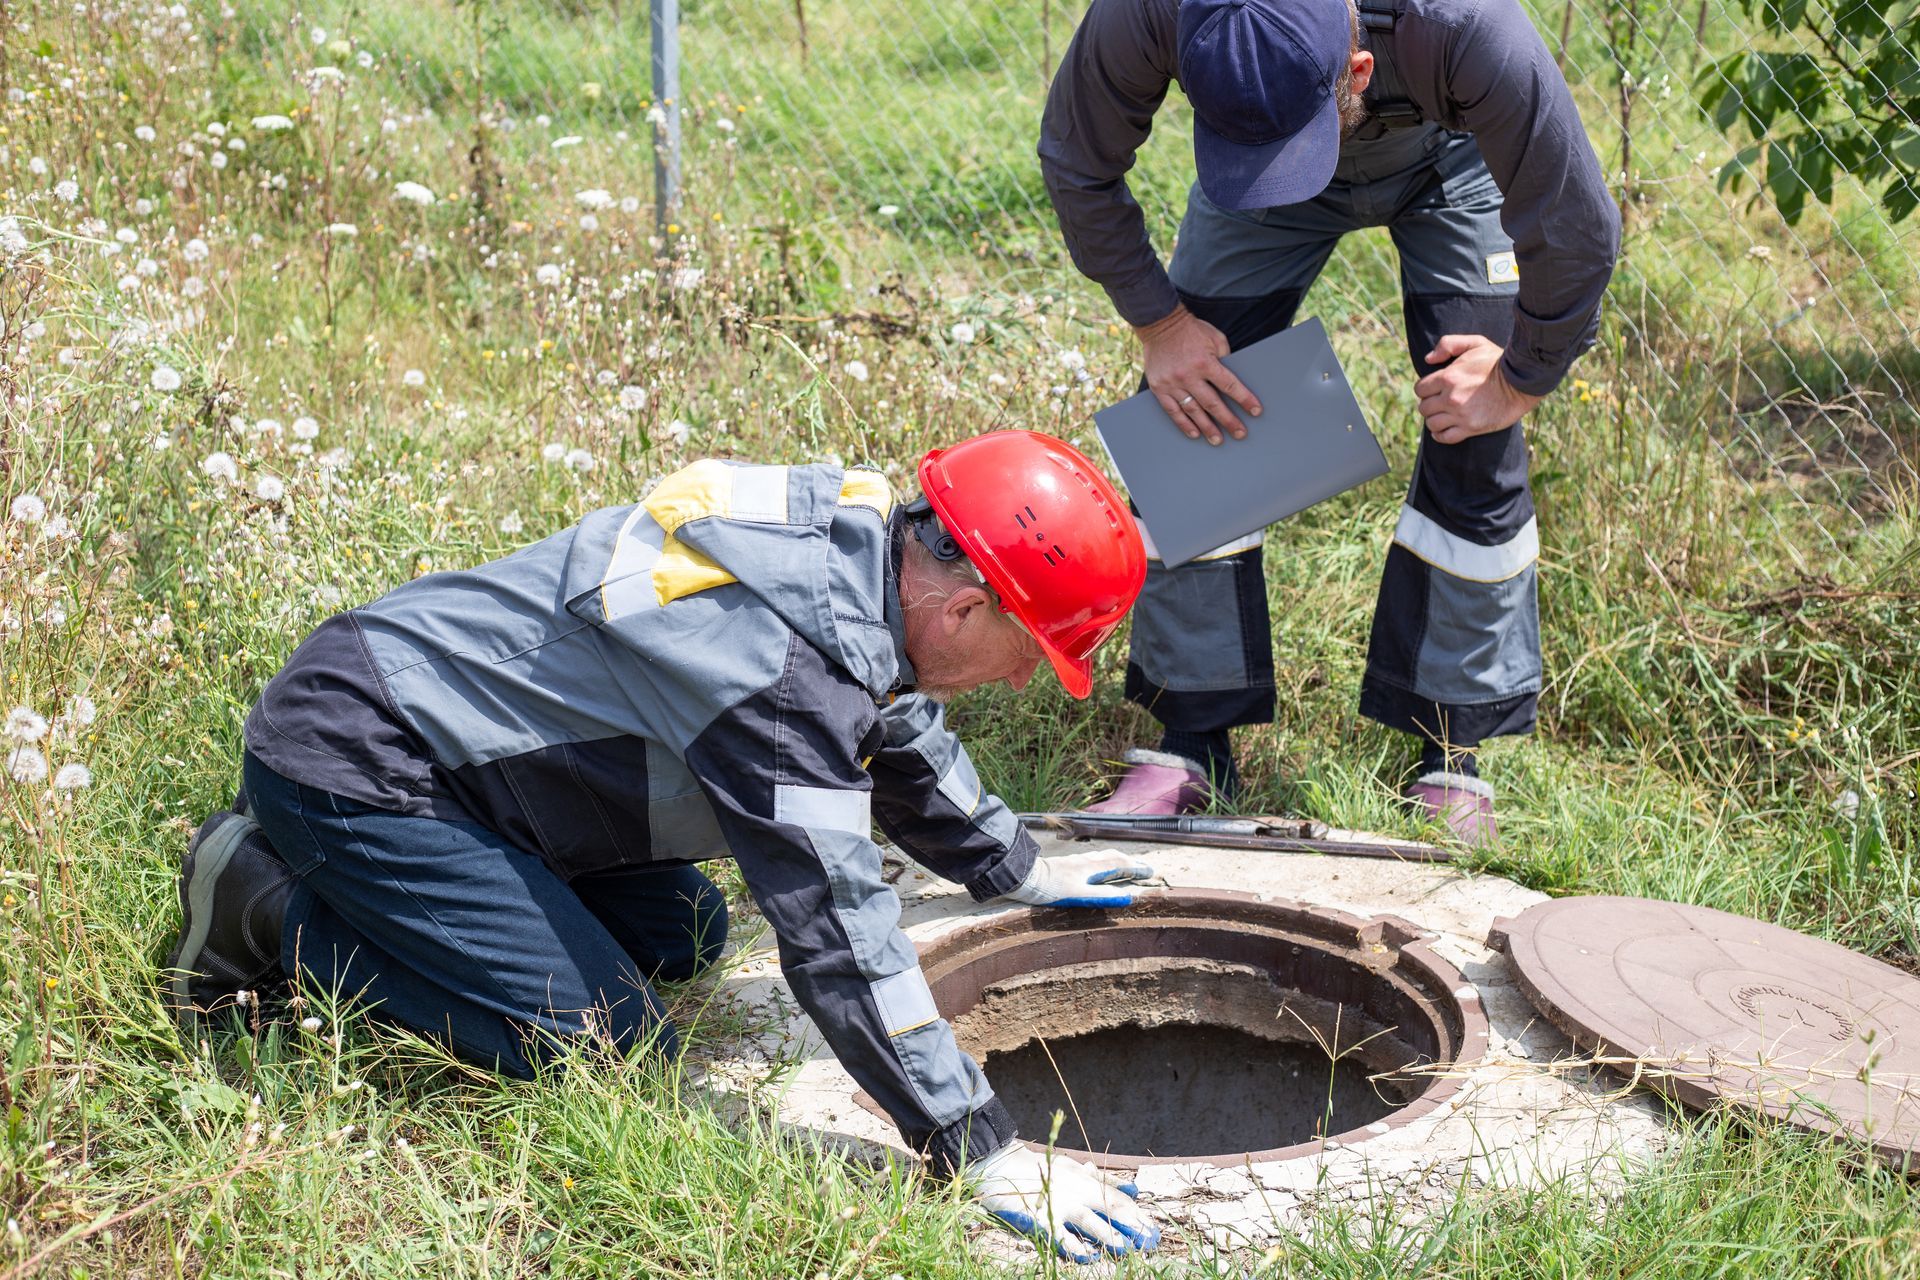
[357,0,1916,576]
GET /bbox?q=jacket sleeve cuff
[917,1096,1020,1178]
[963,827,1039,902]
[1499,351,1566,399]
[1107,272,1181,330]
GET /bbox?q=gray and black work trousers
[1127,128,1542,751]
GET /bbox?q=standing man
[1040,0,1620,841]
[166,432,1162,1263]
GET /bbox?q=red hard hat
[917,430,1147,699]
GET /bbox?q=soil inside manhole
[982,1022,1404,1158]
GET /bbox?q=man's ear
[941,586,996,636]
[1350,49,1375,97]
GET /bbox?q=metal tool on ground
[1020,811,1454,862]
[1494,895,1920,1171]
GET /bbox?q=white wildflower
[535,263,563,287]
[311,25,327,43]
[135,125,156,142]
[665,419,691,446]
[541,442,567,463]
[578,213,599,233]
[301,1016,323,1033]
[254,474,285,501]
[53,179,78,202]
[551,135,583,150]
[210,151,228,170]
[66,696,96,727]
[7,746,47,785]
[498,512,525,535]
[845,360,869,383]
[326,223,358,238]
[716,117,734,133]
[181,276,205,298]
[250,114,295,132]
[877,204,900,217]
[618,385,649,413]
[200,451,238,483]
[392,181,435,207]
[401,369,425,388]
[0,219,30,259]
[115,227,138,244]
[9,494,47,524]
[357,50,374,69]
[292,416,320,440]
[5,707,48,742]
[52,762,90,791]
[183,237,209,262]
[619,196,641,214]
[669,267,704,291]
[575,188,614,209]
[949,321,975,344]
[564,448,595,473]
[150,366,182,392]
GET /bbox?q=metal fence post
[650,0,681,239]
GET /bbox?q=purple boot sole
[1405,771,1497,846]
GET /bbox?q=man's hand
[966,1141,1162,1264]
[1137,305,1262,446]
[1003,849,1154,909]
[1415,335,1545,445]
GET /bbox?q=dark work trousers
[241,752,729,1077]
[1126,127,1541,751]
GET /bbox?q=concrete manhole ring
[883,890,1488,1169]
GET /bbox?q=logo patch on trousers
[1485,252,1520,284]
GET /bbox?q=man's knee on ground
[512,993,685,1076]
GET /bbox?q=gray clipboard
[1093,317,1388,567]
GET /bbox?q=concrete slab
[699,836,1672,1265]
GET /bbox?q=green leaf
[34,39,54,58]
[1718,144,1763,194]
[1892,126,1920,169]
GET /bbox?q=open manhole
[894,891,1486,1169]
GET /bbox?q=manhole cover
[1493,895,1920,1168]
[876,890,1486,1169]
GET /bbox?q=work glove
[1003,848,1154,909]
[965,1141,1161,1263]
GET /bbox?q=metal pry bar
[1018,811,1455,863]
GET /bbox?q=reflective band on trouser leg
[1123,543,1275,733]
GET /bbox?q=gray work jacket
[1038,0,1621,396]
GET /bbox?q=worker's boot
[1405,772,1497,847]
[1083,748,1214,816]
[165,807,296,1025]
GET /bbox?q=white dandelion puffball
[326,223,358,238]
[251,114,295,132]
[391,181,435,207]
[949,321,976,345]
[9,494,47,524]
[541,442,568,463]
[151,366,182,392]
[551,135,583,150]
[564,448,595,473]
[254,474,286,501]
[6,746,47,785]
[53,179,78,203]
[52,762,91,791]
[535,263,563,287]
[5,706,49,743]
[183,237,209,262]
[292,416,320,440]
[877,204,901,217]
[669,267,705,292]
[575,188,614,209]
[498,512,525,536]
[618,385,649,413]
[666,419,691,447]
[401,368,426,388]
[845,360,869,383]
[66,695,96,727]
[135,124,157,142]
[578,213,599,233]
[200,451,238,483]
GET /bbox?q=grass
[1,0,1918,1274]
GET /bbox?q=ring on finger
[1178,394,1195,406]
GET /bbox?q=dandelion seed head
[6,707,49,743]
[150,366,182,392]
[401,368,425,388]
[391,181,435,207]
[845,360,869,383]
[200,451,238,483]
[52,762,90,791]
[618,385,649,412]
[254,474,285,501]
[7,746,48,784]
[9,494,47,524]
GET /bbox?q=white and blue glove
[966,1141,1161,1263]
[1003,849,1155,910]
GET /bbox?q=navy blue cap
[1179,0,1352,210]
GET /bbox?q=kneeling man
[167,431,1161,1261]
